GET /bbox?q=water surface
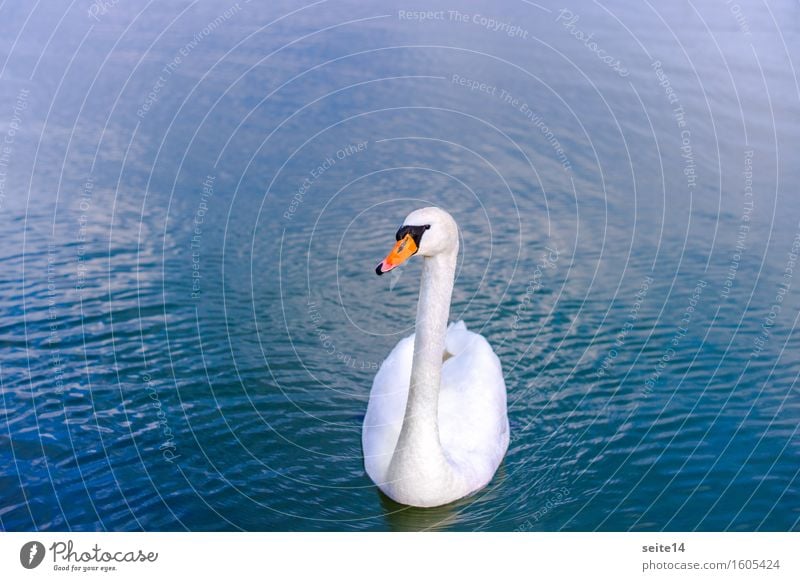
[1,0,799,531]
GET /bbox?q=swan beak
[376,234,418,275]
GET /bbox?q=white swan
[363,207,509,507]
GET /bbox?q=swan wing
[362,335,414,483]
[363,322,509,490]
[440,321,509,490]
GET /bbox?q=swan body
[363,207,509,507]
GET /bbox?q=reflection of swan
[377,489,461,531]
[363,207,509,507]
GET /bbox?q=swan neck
[410,251,456,403]
[385,241,460,503]
[395,249,457,459]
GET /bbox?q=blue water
[1,0,799,531]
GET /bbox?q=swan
[363,207,509,507]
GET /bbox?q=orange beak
[376,234,418,275]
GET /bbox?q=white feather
[362,207,509,507]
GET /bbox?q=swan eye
[395,224,431,244]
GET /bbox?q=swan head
[376,207,458,275]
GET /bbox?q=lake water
[1,0,799,531]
